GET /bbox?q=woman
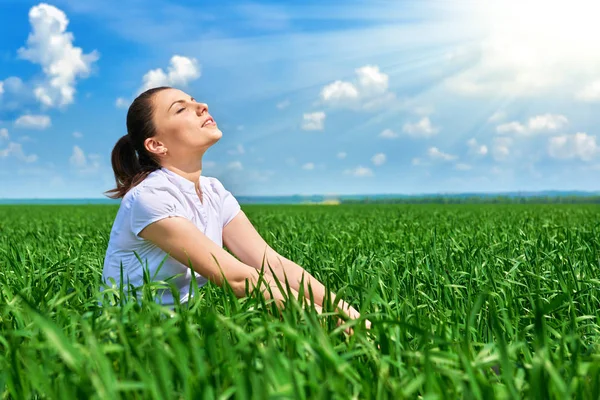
[101,86,369,329]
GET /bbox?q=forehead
[153,88,192,111]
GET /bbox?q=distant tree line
[340,196,600,204]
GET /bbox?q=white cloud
[528,114,568,131]
[319,65,394,110]
[345,165,373,177]
[496,121,526,134]
[427,147,457,161]
[17,4,99,107]
[69,145,86,168]
[403,117,439,137]
[355,65,389,96]
[488,111,506,122]
[0,128,8,140]
[115,97,129,108]
[455,163,472,171]
[0,142,37,163]
[496,114,568,135]
[467,138,488,156]
[379,128,398,139]
[548,133,598,161]
[140,55,200,93]
[69,145,101,174]
[0,81,3,96]
[302,162,315,170]
[576,81,600,102]
[227,161,243,170]
[227,144,245,156]
[337,151,347,159]
[14,114,51,130]
[73,131,83,139]
[320,81,359,103]
[493,137,512,161]
[302,111,326,131]
[203,160,216,169]
[371,153,386,166]
[276,99,290,109]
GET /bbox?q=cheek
[169,117,221,145]
[177,117,200,140]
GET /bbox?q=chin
[202,128,222,146]
[210,128,223,141]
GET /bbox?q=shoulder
[123,171,185,211]
[202,176,229,200]
[204,176,223,192]
[124,171,189,235]
[203,176,241,226]
[204,176,238,205]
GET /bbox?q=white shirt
[101,167,241,306]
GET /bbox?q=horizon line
[1,189,600,201]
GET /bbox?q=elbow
[206,259,277,299]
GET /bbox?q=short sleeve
[130,187,189,236]
[211,178,241,228]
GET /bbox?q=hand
[338,309,372,335]
[309,302,371,335]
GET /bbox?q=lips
[202,116,216,127]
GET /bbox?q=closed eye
[176,107,185,114]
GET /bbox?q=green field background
[1,204,600,399]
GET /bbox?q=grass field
[1,204,600,399]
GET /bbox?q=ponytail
[104,86,170,199]
[104,134,159,199]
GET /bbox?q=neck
[161,157,205,194]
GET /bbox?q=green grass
[1,204,600,399]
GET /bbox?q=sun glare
[480,0,600,63]
[446,0,600,95]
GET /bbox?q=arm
[223,211,369,327]
[138,215,301,308]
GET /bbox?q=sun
[445,0,600,96]
[478,0,600,64]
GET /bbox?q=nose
[195,102,208,116]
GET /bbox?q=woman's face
[146,88,222,159]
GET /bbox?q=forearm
[232,257,364,333]
[232,267,302,310]
[240,268,363,334]
[263,252,359,317]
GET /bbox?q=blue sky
[1,0,599,198]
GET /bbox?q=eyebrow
[168,97,195,111]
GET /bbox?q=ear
[144,137,167,156]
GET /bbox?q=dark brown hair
[105,86,171,199]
